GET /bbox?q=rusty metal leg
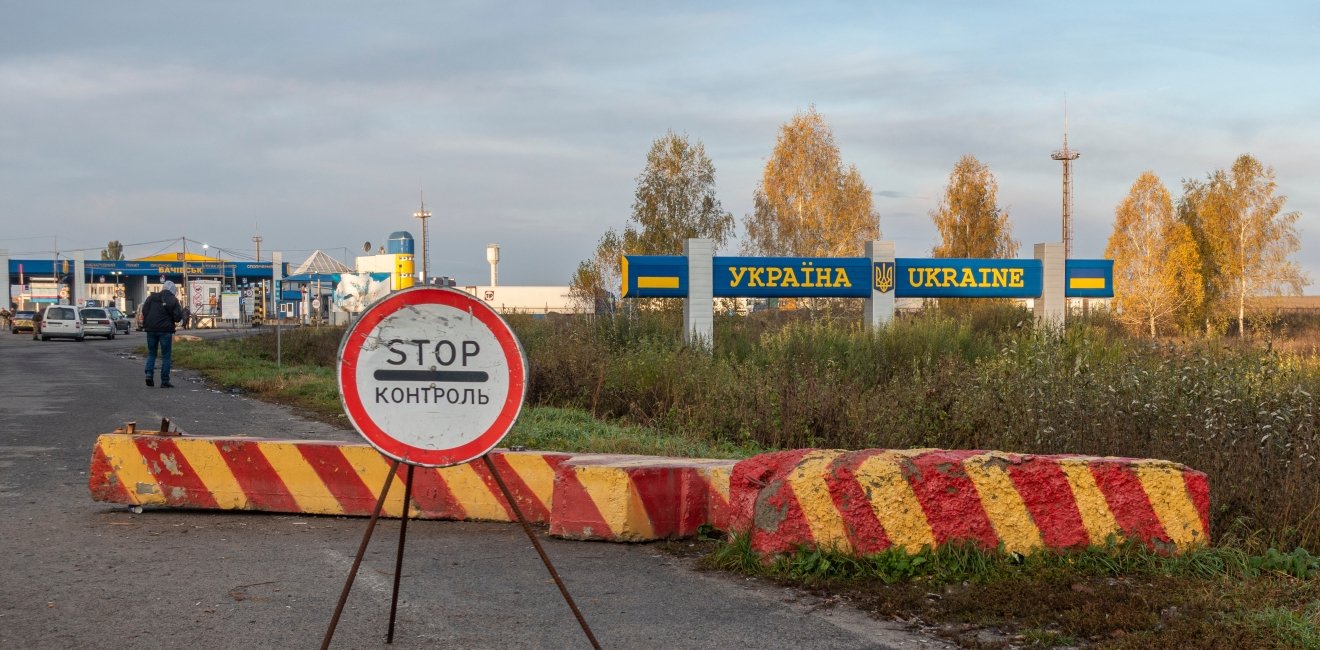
[386,464,415,644]
[320,458,401,650]
[482,455,601,649]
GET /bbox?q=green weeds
[703,535,1320,649]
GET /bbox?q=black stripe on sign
[373,370,490,382]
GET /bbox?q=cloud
[2,3,1318,286]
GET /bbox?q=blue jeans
[144,331,174,383]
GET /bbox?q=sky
[3,2,1318,289]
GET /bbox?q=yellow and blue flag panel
[621,255,687,298]
[1064,260,1113,298]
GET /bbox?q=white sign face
[338,287,527,467]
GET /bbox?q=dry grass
[519,308,1320,551]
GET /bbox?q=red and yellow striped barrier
[729,449,1210,556]
[87,434,736,540]
[89,435,1211,553]
[548,455,735,542]
[89,434,568,523]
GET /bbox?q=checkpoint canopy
[337,286,528,467]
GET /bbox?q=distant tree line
[572,108,1308,334]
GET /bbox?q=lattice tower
[414,193,431,283]
[1050,113,1080,259]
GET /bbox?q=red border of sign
[337,286,527,468]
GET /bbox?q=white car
[34,305,85,341]
[80,307,117,339]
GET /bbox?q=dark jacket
[142,290,184,333]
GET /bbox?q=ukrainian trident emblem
[873,261,895,294]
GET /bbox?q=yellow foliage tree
[743,106,880,257]
[1181,154,1308,336]
[1105,172,1203,337]
[930,155,1018,259]
[571,132,734,311]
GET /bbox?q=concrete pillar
[0,249,9,310]
[74,251,86,306]
[683,238,714,348]
[863,240,896,330]
[1034,242,1065,327]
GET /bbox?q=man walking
[142,281,184,388]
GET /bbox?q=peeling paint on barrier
[88,434,1209,554]
[89,434,567,523]
[548,455,737,542]
[730,449,1210,557]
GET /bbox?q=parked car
[107,307,132,335]
[11,310,36,333]
[80,307,117,339]
[33,305,84,341]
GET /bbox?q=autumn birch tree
[571,131,734,310]
[743,106,880,257]
[929,155,1018,258]
[1181,155,1307,336]
[1105,172,1203,336]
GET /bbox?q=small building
[355,231,416,291]
[460,285,589,315]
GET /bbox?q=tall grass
[514,308,1320,550]
[188,309,1320,550]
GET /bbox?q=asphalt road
[0,326,954,649]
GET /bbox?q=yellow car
[10,310,36,333]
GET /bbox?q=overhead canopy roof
[292,250,352,276]
[282,271,390,284]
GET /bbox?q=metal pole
[386,464,415,644]
[321,459,401,650]
[181,237,189,321]
[481,455,601,649]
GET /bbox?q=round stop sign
[337,286,528,467]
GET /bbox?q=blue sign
[8,259,282,279]
[1064,259,1114,298]
[895,259,1042,298]
[714,257,870,298]
[621,255,687,298]
[621,255,1114,299]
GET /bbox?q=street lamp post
[111,271,123,310]
[181,237,189,308]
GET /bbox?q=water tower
[486,244,500,286]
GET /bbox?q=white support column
[683,238,714,348]
[863,240,896,330]
[0,249,9,310]
[1034,242,1065,327]
[73,251,86,306]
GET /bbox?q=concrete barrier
[729,449,1210,557]
[89,434,568,523]
[548,455,735,542]
[89,434,1210,554]
[88,433,735,541]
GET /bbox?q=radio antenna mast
[413,191,431,284]
[1050,102,1080,260]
